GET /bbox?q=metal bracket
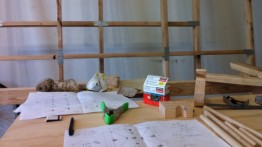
[57,49,64,65]
[94,21,109,27]
[164,47,170,61]
[188,21,200,27]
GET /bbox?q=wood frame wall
[0,0,258,104]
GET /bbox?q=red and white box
[143,75,170,106]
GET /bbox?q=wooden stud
[194,69,206,107]
[160,0,170,77]
[0,49,255,61]
[206,73,262,87]
[230,62,262,78]
[193,0,201,77]
[244,0,256,65]
[98,0,104,73]
[2,21,200,27]
[56,0,64,81]
[159,101,193,119]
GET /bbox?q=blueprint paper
[16,91,139,120]
[64,120,230,147]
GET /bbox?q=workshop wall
[0,0,261,87]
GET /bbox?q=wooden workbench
[0,95,261,147]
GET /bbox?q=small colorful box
[143,75,170,106]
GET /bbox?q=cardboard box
[143,75,170,106]
[143,75,169,96]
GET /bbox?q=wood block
[194,69,206,107]
[230,62,262,78]
[159,101,194,119]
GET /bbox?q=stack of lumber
[200,106,262,147]
[206,62,262,86]
[194,62,262,107]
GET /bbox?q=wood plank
[57,0,64,81]
[2,21,56,27]
[169,81,262,96]
[0,50,254,61]
[230,62,262,78]
[193,0,201,76]
[244,0,255,65]
[98,0,104,73]
[0,55,54,61]
[0,88,36,105]
[160,0,170,77]
[1,21,198,27]
[206,73,262,86]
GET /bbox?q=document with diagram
[64,119,230,147]
[15,91,139,120]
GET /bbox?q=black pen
[69,117,74,136]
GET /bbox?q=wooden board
[206,73,262,87]
[230,62,262,78]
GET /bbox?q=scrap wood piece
[159,101,193,119]
[230,62,262,78]
[206,73,262,87]
[194,69,206,107]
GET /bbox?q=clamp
[100,101,129,125]
[207,95,262,110]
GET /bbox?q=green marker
[100,101,129,125]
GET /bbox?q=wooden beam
[230,62,262,78]
[244,0,255,65]
[193,0,201,77]
[2,21,57,27]
[0,49,254,61]
[160,0,170,77]
[0,55,55,61]
[57,0,64,81]
[1,21,198,27]
[169,81,262,96]
[206,73,262,87]
[98,0,104,73]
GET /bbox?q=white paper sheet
[77,91,139,113]
[64,120,230,147]
[17,91,139,120]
